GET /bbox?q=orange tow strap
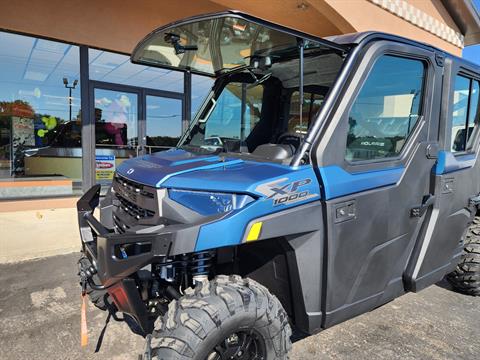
[81,293,88,347]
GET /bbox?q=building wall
[322,0,462,55]
[0,0,464,55]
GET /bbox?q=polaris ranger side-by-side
[77,11,480,359]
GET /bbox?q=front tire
[150,275,292,359]
[447,216,480,296]
[78,256,110,311]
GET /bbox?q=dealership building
[0,0,479,262]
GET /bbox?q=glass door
[145,95,183,154]
[92,86,140,189]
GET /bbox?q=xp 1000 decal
[255,178,319,206]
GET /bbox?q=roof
[326,31,480,71]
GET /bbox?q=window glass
[94,89,138,148]
[467,80,480,149]
[89,49,184,93]
[288,91,325,135]
[0,31,82,198]
[345,55,425,161]
[451,75,470,152]
[188,82,263,152]
[191,74,214,118]
[146,96,182,152]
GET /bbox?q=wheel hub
[209,330,266,360]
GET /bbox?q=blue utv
[77,11,480,360]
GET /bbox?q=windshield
[133,15,305,76]
[183,82,263,153]
[133,13,347,163]
[179,47,344,162]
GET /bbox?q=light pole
[63,77,78,121]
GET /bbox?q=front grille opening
[116,194,155,220]
[114,174,155,199]
[114,242,152,259]
[113,214,130,234]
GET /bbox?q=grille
[111,173,158,233]
[116,194,155,220]
[114,175,155,199]
[113,214,129,233]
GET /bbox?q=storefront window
[146,96,182,152]
[89,49,184,93]
[0,32,81,198]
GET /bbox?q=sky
[462,0,480,64]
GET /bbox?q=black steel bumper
[77,185,179,288]
[77,184,203,334]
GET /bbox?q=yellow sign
[95,155,115,184]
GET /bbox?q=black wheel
[447,216,480,296]
[150,275,292,359]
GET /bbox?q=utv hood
[116,149,319,197]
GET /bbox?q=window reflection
[89,49,184,93]
[0,31,81,196]
[146,96,182,152]
[345,55,425,161]
[451,76,480,152]
[94,89,138,148]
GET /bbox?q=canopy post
[298,39,304,132]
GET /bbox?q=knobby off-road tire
[447,216,480,296]
[150,275,292,360]
[79,256,110,311]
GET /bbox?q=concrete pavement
[0,253,479,359]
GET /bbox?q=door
[92,85,141,191]
[89,83,185,191]
[312,42,442,327]
[404,61,480,291]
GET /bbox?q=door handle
[411,194,435,218]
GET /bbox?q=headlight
[168,189,255,216]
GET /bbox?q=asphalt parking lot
[0,252,479,360]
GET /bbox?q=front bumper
[77,185,200,288]
[78,184,207,334]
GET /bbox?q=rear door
[404,59,480,290]
[312,41,442,327]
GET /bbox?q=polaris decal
[255,178,318,206]
[360,141,385,146]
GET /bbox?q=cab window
[451,75,480,153]
[345,55,425,162]
[288,91,325,135]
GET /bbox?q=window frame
[312,40,438,175]
[343,52,429,165]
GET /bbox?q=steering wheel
[277,133,302,151]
